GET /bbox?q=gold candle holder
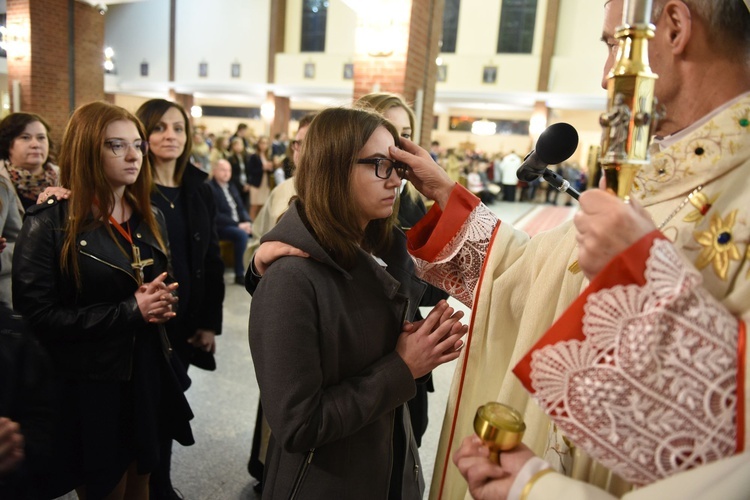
[474,402,526,463]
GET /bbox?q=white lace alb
[529,239,739,485]
[412,203,498,308]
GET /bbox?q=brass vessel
[473,402,526,463]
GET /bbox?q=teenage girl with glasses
[247,107,467,499]
[12,101,193,500]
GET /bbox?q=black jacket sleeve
[194,182,225,335]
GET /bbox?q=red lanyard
[108,214,133,245]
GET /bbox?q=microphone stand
[542,167,580,200]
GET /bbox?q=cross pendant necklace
[107,213,154,285]
[130,241,154,286]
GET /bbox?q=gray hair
[652,0,750,53]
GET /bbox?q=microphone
[516,122,579,182]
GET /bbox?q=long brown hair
[294,107,400,268]
[59,101,165,285]
[136,99,193,184]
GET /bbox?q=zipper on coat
[80,250,139,285]
[288,448,314,500]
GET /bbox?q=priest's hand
[574,189,655,280]
[390,138,455,210]
[453,436,536,500]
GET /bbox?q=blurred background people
[208,135,229,167]
[499,150,521,202]
[228,136,253,210]
[190,128,211,173]
[247,136,274,220]
[209,159,253,286]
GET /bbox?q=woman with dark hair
[11,101,193,499]
[248,107,467,499]
[135,98,225,499]
[0,112,59,211]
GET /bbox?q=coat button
[47,199,54,204]
[136,233,142,239]
[193,232,201,241]
[80,240,87,246]
[195,270,202,279]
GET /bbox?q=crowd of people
[0,1,748,499]
[431,145,589,207]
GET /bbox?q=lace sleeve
[527,238,741,486]
[411,203,498,309]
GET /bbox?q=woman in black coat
[135,99,225,500]
[12,102,192,499]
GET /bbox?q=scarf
[7,163,59,204]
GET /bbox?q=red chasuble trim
[513,230,662,388]
[738,320,746,453]
[436,220,503,500]
[407,184,480,262]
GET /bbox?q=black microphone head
[535,122,578,165]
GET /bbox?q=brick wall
[74,2,105,112]
[7,0,104,145]
[410,0,444,148]
[351,0,444,148]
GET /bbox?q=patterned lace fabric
[411,203,498,309]
[528,239,739,486]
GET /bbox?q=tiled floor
[58,198,577,499]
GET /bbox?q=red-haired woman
[12,101,193,499]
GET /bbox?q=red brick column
[352,0,444,147]
[271,95,291,138]
[6,0,104,144]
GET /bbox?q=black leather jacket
[11,198,171,381]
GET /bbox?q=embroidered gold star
[694,209,741,280]
[683,191,719,224]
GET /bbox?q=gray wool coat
[249,201,427,499]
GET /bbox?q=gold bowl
[474,402,526,463]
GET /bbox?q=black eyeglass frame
[356,157,407,179]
